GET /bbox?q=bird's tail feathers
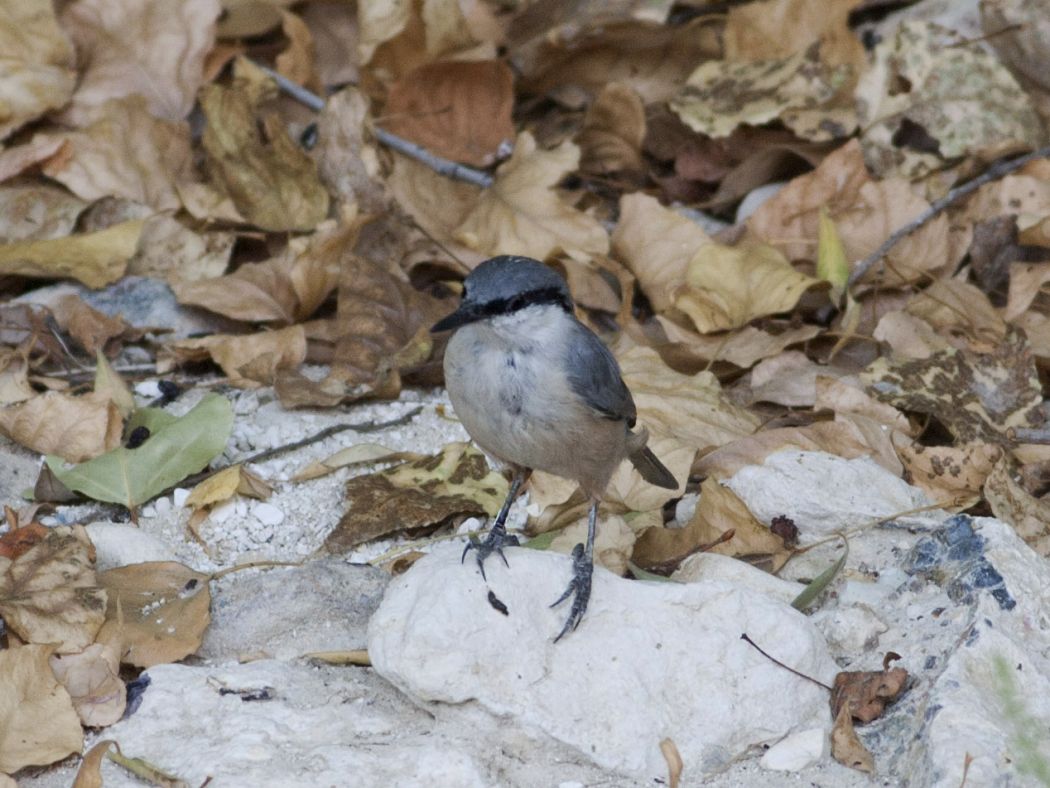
[627,428,678,490]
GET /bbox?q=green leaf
[791,534,848,611]
[817,206,849,302]
[126,407,178,434]
[45,394,233,509]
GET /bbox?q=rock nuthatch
[432,255,678,640]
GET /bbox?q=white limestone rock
[673,551,804,605]
[759,727,828,771]
[726,450,931,543]
[84,522,177,570]
[368,543,837,780]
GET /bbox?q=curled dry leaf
[0,390,122,462]
[0,525,107,654]
[0,136,68,184]
[384,60,515,167]
[316,87,386,212]
[0,0,75,141]
[200,83,329,232]
[611,192,708,314]
[660,737,684,788]
[0,644,83,774]
[832,703,874,773]
[96,561,211,668]
[0,183,87,242]
[0,352,36,405]
[654,317,822,372]
[72,739,118,788]
[174,222,349,324]
[325,442,509,553]
[831,662,909,723]
[549,513,635,576]
[50,641,126,727]
[984,456,1050,558]
[903,279,1006,353]
[52,294,133,356]
[0,521,49,561]
[93,351,135,418]
[39,97,195,212]
[725,0,865,72]
[671,42,851,141]
[856,21,1043,178]
[0,217,145,288]
[167,325,308,387]
[293,443,423,481]
[633,477,790,573]
[863,329,1042,446]
[675,242,821,334]
[577,82,646,175]
[128,214,234,285]
[60,0,221,123]
[184,464,272,508]
[454,132,610,260]
[276,10,321,93]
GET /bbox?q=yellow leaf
[817,206,849,301]
[675,242,820,333]
[185,465,242,509]
[0,219,144,288]
[93,350,135,418]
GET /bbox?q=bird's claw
[461,521,520,581]
[551,543,593,642]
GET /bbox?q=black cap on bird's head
[431,255,573,333]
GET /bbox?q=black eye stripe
[477,286,572,318]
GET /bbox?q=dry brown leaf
[167,326,307,387]
[0,352,35,406]
[576,82,646,176]
[550,513,635,575]
[654,318,823,372]
[315,87,386,212]
[326,442,509,553]
[52,294,131,355]
[174,223,349,324]
[92,351,135,418]
[39,97,194,212]
[0,217,144,288]
[872,311,952,360]
[607,341,759,511]
[276,10,321,94]
[863,329,1042,446]
[675,242,821,334]
[96,561,211,668]
[0,183,88,243]
[73,739,118,788]
[60,0,221,123]
[897,438,1000,509]
[0,0,75,140]
[302,2,359,88]
[294,443,422,481]
[184,464,272,508]
[831,662,909,723]
[0,521,49,561]
[50,641,126,727]
[725,0,864,71]
[903,279,1006,353]
[984,456,1050,557]
[660,737,684,788]
[521,18,722,105]
[200,83,329,232]
[0,390,122,462]
[384,60,515,167]
[831,703,874,773]
[697,421,874,479]
[747,351,832,408]
[1005,262,1050,322]
[633,477,790,572]
[454,132,609,259]
[128,214,234,285]
[217,0,294,38]
[0,644,83,774]
[0,136,68,183]
[611,192,709,314]
[0,525,107,654]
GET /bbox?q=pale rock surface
[726,450,931,543]
[200,558,388,661]
[84,521,177,569]
[811,605,889,654]
[369,543,837,780]
[760,727,828,771]
[673,551,804,604]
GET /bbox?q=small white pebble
[210,499,237,524]
[173,488,190,507]
[154,496,172,517]
[134,380,163,398]
[140,505,157,518]
[457,517,482,535]
[252,502,285,526]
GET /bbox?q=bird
[431,255,678,640]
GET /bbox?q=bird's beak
[431,303,479,333]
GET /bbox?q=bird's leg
[462,469,525,580]
[551,499,597,641]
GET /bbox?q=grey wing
[564,320,637,426]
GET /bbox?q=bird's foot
[551,543,593,642]
[462,521,520,581]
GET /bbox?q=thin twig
[848,144,1050,287]
[165,405,423,494]
[256,63,495,188]
[740,633,833,691]
[210,559,305,581]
